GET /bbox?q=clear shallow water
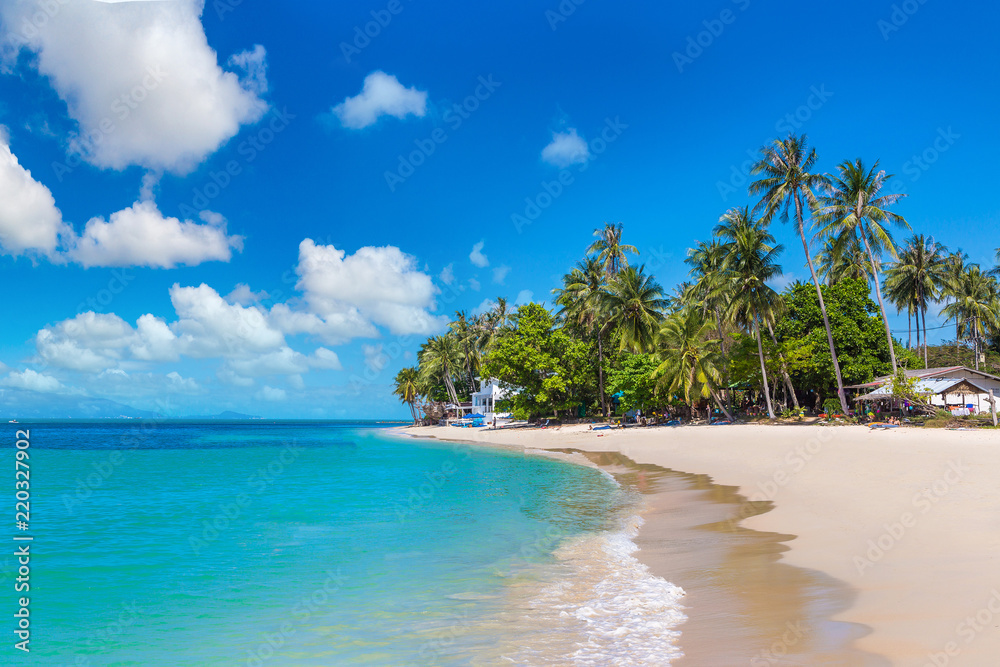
[5,421,684,665]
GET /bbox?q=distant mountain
[0,388,161,419]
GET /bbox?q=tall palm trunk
[921,306,929,368]
[597,326,608,417]
[795,196,848,413]
[754,318,776,419]
[442,369,459,405]
[858,229,898,372]
[766,321,799,409]
[709,388,734,421]
[907,308,912,349]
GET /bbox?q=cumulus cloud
[492,265,510,285]
[469,240,489,268]
[333,71,427,129]
[0,128,69,257]
[311,348,343,370]
[226,283,269,306]
[294,239,448,338]
[256,385,286,402]
[2,369,64,393]
[515,289,534,305]
[362,344,389,373]
[541,128,590,167]
[1,0,269,173]
[170,283,285,358]
[67,200,243,268]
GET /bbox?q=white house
[852,366,1000,416]
[471,378,510,422]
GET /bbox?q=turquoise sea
[5,421,685,665]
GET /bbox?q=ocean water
[6,421,684,665]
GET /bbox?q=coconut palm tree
[603,264,668,354]
[714,207,784,419]
[941,249,970,359]
[418,335,463,405]
[393,367,421,423]
[749,134,847,413]
[554,257,612,416]
[884,234,947,367]
[816,158,910,373]
[450,311,479,395]
[587,222,638,278]
[654,307,733,421]
[815,235,872,286]
[941,266,1000,370]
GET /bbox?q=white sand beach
[411,423,1000,666]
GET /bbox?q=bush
[823,398,842,416]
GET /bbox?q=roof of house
[848,366,1000,390]
[854,377,996,401]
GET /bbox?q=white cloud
[492,265,510,285]
[439,263,455,285]
[333,71,427,130]
[362,344,388,373]
[2,369,63,393]
[165,371,200,393]
[469,240,489,268]
[294,239,447,338]
[171,283,285,358]
[218,368,254,387]
[311,348,343,370]
[67,200,243,268]
[515,289,534,305]
[226,283,269,306]
[541,128,590,167]
[226,347,309,377]
[256,385,286,402]
[469,278,481,292]
[0,128,69,257]
[1,0,269,173]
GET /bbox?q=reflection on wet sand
[564,450,890,666]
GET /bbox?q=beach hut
[851,366,1000,417]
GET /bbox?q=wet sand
[405,423,1000,666]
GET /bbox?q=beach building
[471,378,509,422]
[851,366,1000,416]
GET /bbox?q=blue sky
[0,0,996,418]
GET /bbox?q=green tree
[392,367,421,423]
[940,266,1000,370]
[587,222,638,278]
[604,264,668,354]
[715,207,784,419]
[749,134,848,413]
[884,234,947,367]
[418,335,463,405]
[606,353,658,414]
[481,303,594,419]
[817,158,910,372]
[654,307,733,421]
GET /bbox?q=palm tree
[749,135,847,413]
[942,250,970,360]
[654,307,733,421]
[815,235,872,286]
[587,222,638,278]
[603,265,668,354]
[816,158,910,373]
[941,266,1000,370]
[554,257,612,416]
[393,367,421,423]
[418,335,463,405]
[450,311,479,395]
[884,234,947,367]
[715,207,784,419]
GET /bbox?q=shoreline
[396,422,1000,666]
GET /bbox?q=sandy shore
[406,422,1000,666]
